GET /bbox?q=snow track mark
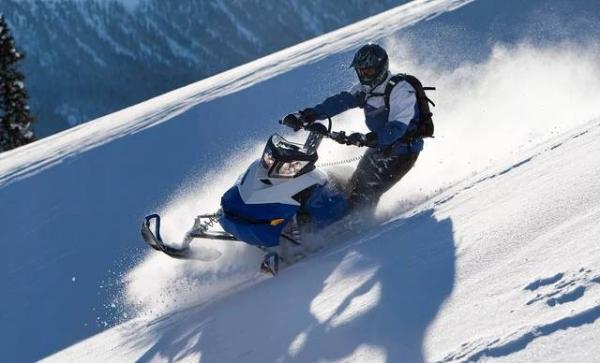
[440,305,600,362]
[524,268,597,307]
[546,286,585,307]
[440,268,600,362]
[433,120,600,210]
[524,273,564,291]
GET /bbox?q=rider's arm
[378,80,418,146]
[303,84,364,120]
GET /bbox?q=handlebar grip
[304,122,328,135]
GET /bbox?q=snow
[73,37,107,67]
[82,12,136,59]
[213,0,261,47]
[3,0,600,362]
[41,120,600,362]
[0,0,472,188]
[43,117,600,362]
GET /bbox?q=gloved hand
[364,131,378,147]
[281,112,304,131]
[345,132,378,147]
[355,91,367,108]
[330,131,348,145]
[346,132,366,147]
[299,108,318,124]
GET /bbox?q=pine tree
[0,14,34,152]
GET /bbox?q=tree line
[1,14,34,153]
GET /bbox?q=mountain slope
[3,0,600,361]
[45,119,600,362]
[0,1,475,361]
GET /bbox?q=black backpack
[384,73,435,140]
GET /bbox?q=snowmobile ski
[141,214,192,259]
[141,214,228,260]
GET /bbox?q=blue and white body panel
[219,160,329,247]
[239,160,328,206]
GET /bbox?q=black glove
[330,131,347,144]
[345,132,378,147]
[364,132,378,148]
[299,108,318,124]
[346,132,366,147]
[355,91,367,108]
[281,113,304,131]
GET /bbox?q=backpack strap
[383,74,406,110]
[384,73,436,140]
[384,74,436,109]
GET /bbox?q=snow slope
[3,0,600,361]
[46,119,600,362]
[0,1,474,361]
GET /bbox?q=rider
[282,43,424,210]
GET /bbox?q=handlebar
[279,116,366,147]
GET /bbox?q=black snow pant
[347,147,419,211]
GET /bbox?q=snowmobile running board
[141,214,237,259]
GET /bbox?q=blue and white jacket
[307,72,423,155]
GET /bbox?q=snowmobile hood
[238,160,327,206]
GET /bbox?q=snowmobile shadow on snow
[133,208,456,363]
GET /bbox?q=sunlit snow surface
[3,0,600,362]
[124,40,600,320]
[0,0,472,188]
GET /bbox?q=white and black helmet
[350,43,389,87]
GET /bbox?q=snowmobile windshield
[261,134,318,178]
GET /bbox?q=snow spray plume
[378,39,600,214]
[123,143,266,318]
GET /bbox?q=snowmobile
[141,118,366,275]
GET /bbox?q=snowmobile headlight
[275,160,310,177]
[262,148,275,169]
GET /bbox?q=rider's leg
[347,148,419,210]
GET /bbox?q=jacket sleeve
[378,80,418,146]
[306,87,363,119]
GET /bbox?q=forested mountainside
[3,0,407,135]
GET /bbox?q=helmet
[350,43,389,87]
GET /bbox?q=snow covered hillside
[46,120,600,362]
[3,0,600,362]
